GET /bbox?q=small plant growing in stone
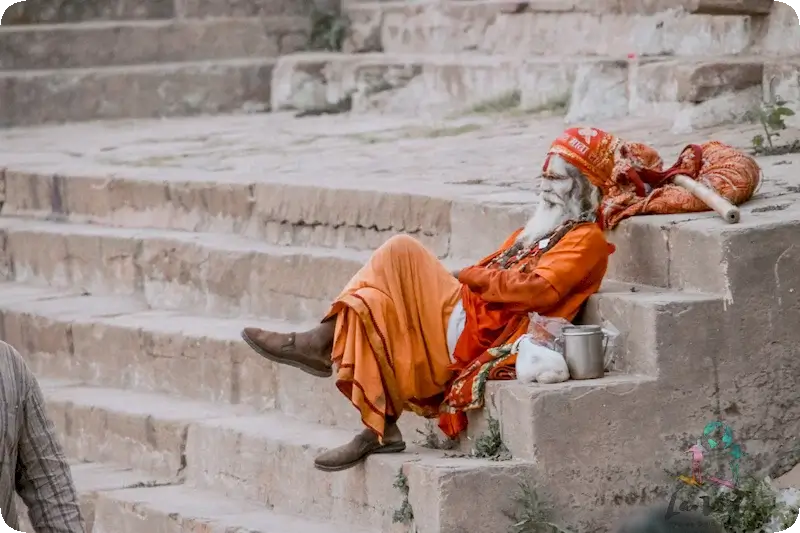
[751,98,800,156]
[504,481,573,533]
[307,6,349,52]
[703,476,798,533]
[392,468,414,525]
[469,90,522,114]
[416,421,458,450]
[472,416,512,461]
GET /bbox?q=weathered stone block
[183,411,536,533]
[0,0,174,24]
[0,18,308,71]
[764,58,800,129]
[634,58,763,104]
[272,52,526,115]
[345,1,755,57]
[449,201,530,260]
[0,221,139,295]
[17,462,161,533]
[566,59,629,122]
[518,63,574,114]
[92,484,375,533]
[616,0,773,14]
[0,59,275,127]
[606,217,672,287]
[44,384,203,478]
[173,0,336,17]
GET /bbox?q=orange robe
[441,222,612,437]
[324,224,612,440]
[323,234,461,440]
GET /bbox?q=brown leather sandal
[241,328,333,378]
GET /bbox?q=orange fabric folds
[323,235,461,440]
[439,222,612,438]
[602,141,761,229]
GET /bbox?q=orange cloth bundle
[603,141,762,229]
[544,128,762,229]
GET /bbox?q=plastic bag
[526,312,572,354]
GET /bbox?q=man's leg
[313,415,405,472]
[241,234,456,379]
[242,234,461,471]
[242,319,335,377]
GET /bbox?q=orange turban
[543,127,622,195]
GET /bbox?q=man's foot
[241,323,334,378]
[314,424,406,472]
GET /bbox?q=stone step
[0,59,275,128]
[1,0,175,24]
[0,215,725,338]
[0,17,309,70]
[270,51,622,120]
[38,375,730,531]
[344,0,756,56]
[341,0,775,15]
[0,217,373,321]
[271,52,766,130]
[18,461,374,533]
[0,0,325,24]
[628,56,764,133]
[174,0,339,18]
[765,57,800,128]
[0,278,683,433]
[1,170,465,258]
[38,379,538,533]
[16,462,164,533]
[605,191,800,299]
[92,482,377,533]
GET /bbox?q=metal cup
[562,324,609,380]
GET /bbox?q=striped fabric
[0,341,85,533]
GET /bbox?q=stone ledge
[174,0,336,18]
[16,462,166,533]
[341,0,774,15]
[0,0,174,24]
[0,17,309,70]
[1,170,456,257]
[38,380,537,533]
[0,279,696,440]
[0,216,373,321]
[0,59,276,127]
[344,0,755,56]
[271,52,772,131]
[92,483,378,533]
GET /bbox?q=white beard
[517,201,570,246]
[517,155,597,246]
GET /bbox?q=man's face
[536,174,579,208]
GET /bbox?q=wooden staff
[672,174,741,224]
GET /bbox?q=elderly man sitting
[242,127,618,472]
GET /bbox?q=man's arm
[14,350,86,533]
[457,225,609,313]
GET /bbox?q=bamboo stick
[673,174,740,224]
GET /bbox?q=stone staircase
[0,113,798,533]
[258,0,800,131]
[0,0,329,126]
[1,1,800,532]
[2,0,800,129]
